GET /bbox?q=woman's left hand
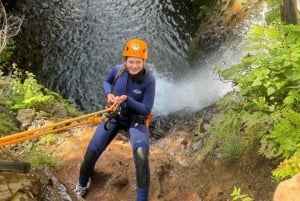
[114,95,127,103]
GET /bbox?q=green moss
[27,147,61,169]
[38,134,57,146]
[0,113,20,135]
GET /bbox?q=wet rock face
[150,103,219,139]
[150,115,178,139]
[16,109,36,129]
[188,0,264,65]
[273,173,300,201]
[0,171,38,201]
[0,149,78,201]
[0,149,39,201]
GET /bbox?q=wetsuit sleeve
[103,66,120,96]
[126,76,156,116]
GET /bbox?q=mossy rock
[0,113,20,136]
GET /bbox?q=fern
[0,66,79,116]
[217,24,300,113]
[211,6,300,182]
[200,89,277,160]
[283,89,300,109]
[260,109,300,159]
[240,111,277,138]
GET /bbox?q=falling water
[153,4,268,115]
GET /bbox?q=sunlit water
[15,0,265,115]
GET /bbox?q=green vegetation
[1,0,299,186]
[260,108,300,159]
[272,156,300,180]
[38,134,58,146]
[201,3,300,181]
[0,38,81,168]
[0,113,19,134]
[230,186,253,201]
[27,146,60,169]
[0,65,82,135]
[189,0,215,20]
[1,64,80,116]
[198,92,276,161]
[0,40,15,71]
[0,37,81,119]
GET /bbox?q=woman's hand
[107,93,127,105]
[114,95,127,103]
[107,93,116,105]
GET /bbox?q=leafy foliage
[11,71,54,110]
[212,14,300,179]
[218,24,300,113]
[230,186,253,201]
[260,109,300,159]
[188,0,215,23]
[0,64,82,138]
[200,92,276,160]
[272,156,300,180]
[220,136,247,161]
[1,65,81,117]
[264,0,283,25]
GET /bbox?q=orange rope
[0,103,118,147]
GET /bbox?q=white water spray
[152,54,234,116]
[152,4,268,116]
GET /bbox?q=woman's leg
[78,119,119,187]
[129,123,150,201]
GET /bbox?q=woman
[74,38,156,201]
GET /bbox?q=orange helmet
[123,38,148,60]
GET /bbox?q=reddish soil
[49,123,277,201]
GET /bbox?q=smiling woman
[126,57,144,76]
[74,38,156,201]
[123,38,148,76]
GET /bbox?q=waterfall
[153,3,268,115]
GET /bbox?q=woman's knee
[134,147,150,188]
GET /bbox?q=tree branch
[0,1,23,54]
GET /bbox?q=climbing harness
[0,103,120,147]
[145,113,153,128]
[104,103,122,130]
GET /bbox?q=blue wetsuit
[78,64,155,201]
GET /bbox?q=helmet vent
[132,44,139,50]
